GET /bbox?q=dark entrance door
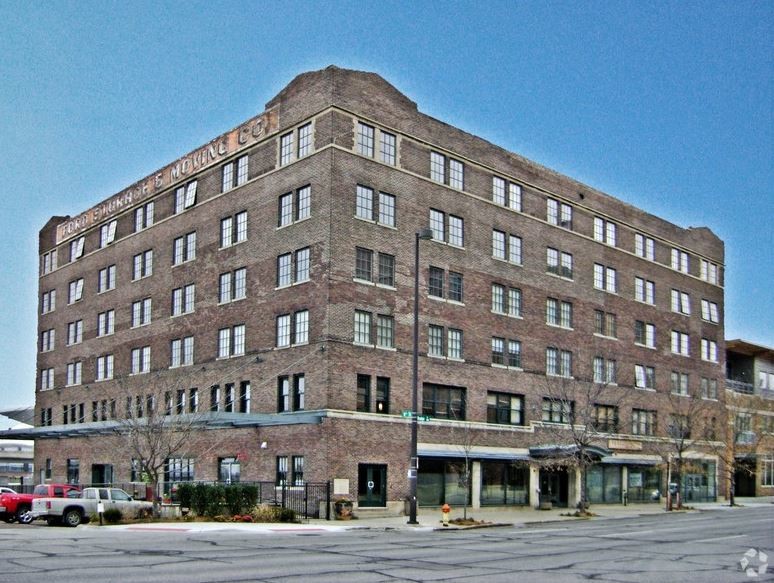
[358,464,387,507]
[734,459,756,497]
[91,464,113,486]
[539,468,569,507]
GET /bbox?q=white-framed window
[546,347,572,377]
[42,249,58,274]
[594,310,617,338]
[593,357,617,384]
[219,267,247,303]
[635,277,655,304]
[96,354,114,381]
[357,122,375,157]
[135,201,155,232]
[174,180,198,214]
[97,265,116,293]
[171,284,195,316]
[429,209,464,247]
[546,298,573,329]
[170,336,194,368]
[428,325,463,360]
[66,320,83,345]
[634,233,655,260]
[430,151,463,189]
[700,377,718,400]
[353,310,372,345]
[428,267,463,302]
[635,364,656,389]
[700,259,719,284]
[670,330,690,356]
[279,123,313,164]
[491,283,522,318]
[671,248,689,273]
[66,361,82,386]
[40,329,55,352]
[542,398,574,424]
[492,230,522,264]
[279,131,294,165]
[40,368,55,391]
[353,311,395,349]
[68,278,84,304]
[220,211,248,248]
[218,324,246,358]
[547,247,573,279]
[297,123,312,158]
[593,217,617,246]
[70,236,85,262]
[130,346,151,375]
[701,299,719,323]
[634,320,656,348]
[430,151,445,183]
[701,338,718,362]
[42,289,56,314]
[276,310,309,348]
[593,264,617,292]
[762,456,774,487]
[99,220,118,248]
[222,155,249,192]
[131,297,152,327]
[632,409,656,436]
[670,371,690,396]
[277,247,310,287]
[97,309,115,337]
[379,131,396,165]
[449,159,464,190]
[670,289,691,315]
[132,249,153,280]
[547,198,572,229]
[491,337,522,368]
[355,185,395,227]
[492,176,522,211]
[278,185,311,227]
[172,231,197,265]
[354,247,395,287]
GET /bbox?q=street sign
[401,410,413,418]
[418,415,431,422]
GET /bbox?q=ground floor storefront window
[680,461,716,502]
[626,466,662,502]
[481,462,529,505]
[587,465,621,503]
[417,458,469,506]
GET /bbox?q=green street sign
[401,410,413,418]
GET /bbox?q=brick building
[22,66,728,513]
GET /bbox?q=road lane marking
[693,534,747,543]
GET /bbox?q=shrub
[176,483,194,509]
[103,508,123,524]
[192,483,210,516]
[206,484,226,518]
[249,504,298,523]
[224,484,243,516]
[241,484,259,510]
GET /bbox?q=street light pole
[409,227,433,525]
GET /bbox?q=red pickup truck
[0,484,80,524]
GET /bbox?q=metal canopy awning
[601,456,662,466]
[529,444,612,459]
[417,448,530,462]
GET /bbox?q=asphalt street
[0,506,771,582]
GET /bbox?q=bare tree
[449,412,477,520]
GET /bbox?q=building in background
[2,67,728,513]
[0,411,34,488]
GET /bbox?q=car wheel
[63,509,82,527]
[16,508,33,524]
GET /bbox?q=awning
[601,456,662,466]
[418,448,530,462]
[529,444,611,459]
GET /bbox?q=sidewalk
[106,497,772,534]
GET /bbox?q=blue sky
[0,1,771,409]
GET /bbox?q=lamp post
[408,227,434,525]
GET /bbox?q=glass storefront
[626,466,662,502]
[481,462,529,505]
[417,458,529,507]
[417,459,469,506]
[680,461,716,502]
[587,465,622,503]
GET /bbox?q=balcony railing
[726,379,754,394]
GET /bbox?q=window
[66,459,80,484]
[171,284,195,317]
[670,289,691,315]
[375,377,390,414]
[428,325,463,360]
[546,298,573,329]
[700,259,719,284]
[222,155,249,192]
[762,456,774,487]
[278,374,305,412]
[279,132,294,165]
[430,151,445,183]
[634,277,655,304]
[353,310,372,345]
[68,278,84,304]
[357,122,374,157]
[278,185,311,227]
[701,377,718,400]
[170,336,194,368]
[491,284,522,317]
[428,267,463,302]
[422,383,465,420]
[40,329,55,352]
[356,374,371,412]
[66,320,83,345]
[174,180,198,214]
[632,409,656,436]
[40,368,54,391]
[354,248,394,287]
[219,267,247,303]
[131,297,152,327]
[593,405,619,433]
[132,249,153,280]
[492,176,522,211]
[546,248,573,279]
[671,248,689,273]
[379,131,396,165]
[449,159,464,189]
[130,346,151,374]
[701,299,719,323]
[297,123,312,158]
[430,151,464,189]
[429,209,464,247]
[701,338,718,362]
[66,362,82,386]
[594,264,617,292]
[487,392,524,425]
[353,311,394,348]
[594,310,617,338]
[277,247,311,288]
[491,337,522,368]
[492,230,522,264]
[220,211,248,248]
[168,232,195,266]
[593,357,617,384]
[219,457,241,484]
[218,324,246,358]
[634,365,656,389]
[547,198,572,229]
[97,265,116,293]
[96,354,114,381]
[355,186,396,227]
[70,236,85,261]
[210,385,221,412]
[40,407,53,424]
[671,330,690,356]
[239,381,250,413]
[42,249,57,274]
[593,217,617,246]
[99,220,118,248]
[276,310,309,348]
[634,233,655,260]
[42,289,56,314]
[546,347,572,377]
[542,398,573,423]
[135,201,154,232]
[670,371,690,395]
[634,320,656,348]
[164,458,194,483]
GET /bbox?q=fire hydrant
[441,503,451,527]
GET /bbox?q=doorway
[539,468,569,507]
[734,458,756,497]
[91,464,113,486]
[358,464,387,507]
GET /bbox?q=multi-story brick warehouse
[24,66,728,513]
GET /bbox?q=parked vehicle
[31,487,152,527]
[0,487,16,495]
[0,483,80,524]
